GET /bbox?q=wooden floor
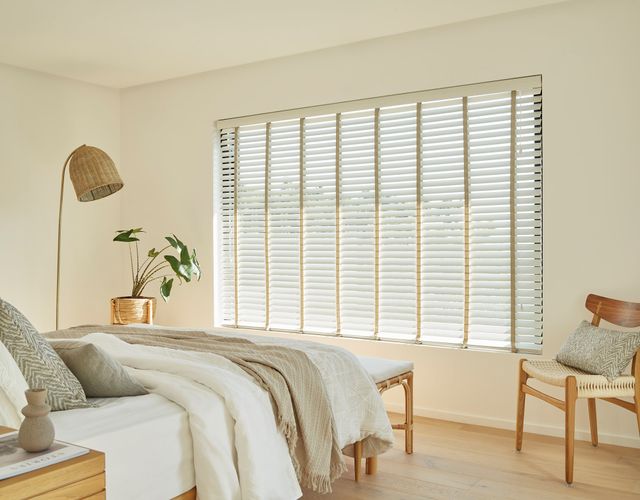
[302,413,640,499]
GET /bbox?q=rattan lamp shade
[56,144,123,329]
[68,145,123,202]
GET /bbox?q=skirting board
[384,402,640,449]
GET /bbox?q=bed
[41,324,396,499]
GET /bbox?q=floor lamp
[56,145,124,329]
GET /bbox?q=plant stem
[141,264,170,285]
[135,274,172,296]
[134,264,171,296]
[141,260,169,283]
[141,274,173,286]
[134,241,140,283]
[128,244,135,290]
[137,255,150,278]
[137,244,171,284]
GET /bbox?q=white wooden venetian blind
[217,76,542,352]
[236,124,267,327]
[304,114,337,333]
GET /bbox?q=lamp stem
[55,145,85,330]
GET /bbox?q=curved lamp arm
[55,145,85,330]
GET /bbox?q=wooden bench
[352,356,414,480]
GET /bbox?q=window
[216,76,542,352]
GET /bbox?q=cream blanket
[46,325,394,497]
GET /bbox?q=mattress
[50,392,194,500]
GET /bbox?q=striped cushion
[0,299,91,411]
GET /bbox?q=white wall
[0,64,123,331]
[120,0,640,446]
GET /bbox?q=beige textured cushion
[556,320,640,381]
[50,340,147,398]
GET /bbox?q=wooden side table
[0,426,105,499]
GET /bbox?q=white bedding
[52,328,394,500]
[50,393,194,500]
[83,333,303,500]
[126,324,395,455]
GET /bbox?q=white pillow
[0,389,22,428]
[0,340,28,427]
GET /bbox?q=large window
[216,76,542,352]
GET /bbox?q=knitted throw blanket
[48,325,346,493]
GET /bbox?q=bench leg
[354,441,362,481]
[403,372,414,454]
[365,456,377,475]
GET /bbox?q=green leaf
[165,236,178,250]
[113,229,139,242]
[147,248,160,258]
[165,234,186,254]
[180,244,190,266]
[165,234,200,282]
[165,254,190,282]
[191,249,202,281]
[160,277,174,302]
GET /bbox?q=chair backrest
[585,294,640,328]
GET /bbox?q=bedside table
[0,426,105,499]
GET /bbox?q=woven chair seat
[523,359,635,399]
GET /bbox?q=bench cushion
[357,356,414,384]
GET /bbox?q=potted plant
[111,228,201,325]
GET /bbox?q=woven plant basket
[110,297,156,325]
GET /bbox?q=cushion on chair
[523,359,635,399]
[357,356,414,384]
[556,320,640,381]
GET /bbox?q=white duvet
[77,331,393,500]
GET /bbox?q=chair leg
[565,377,577,484]
[636,398,640,436]
[515,359,529,451]
[354,441,362,482]
[588,398,598,447]
[634,354,640,436]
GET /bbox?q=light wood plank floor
[302,413,640,499]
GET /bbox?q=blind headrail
[216,75,541,129]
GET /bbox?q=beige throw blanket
[50,325,345,493]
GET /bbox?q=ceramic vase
[18,388,55,452]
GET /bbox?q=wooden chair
[516,294,640,484]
